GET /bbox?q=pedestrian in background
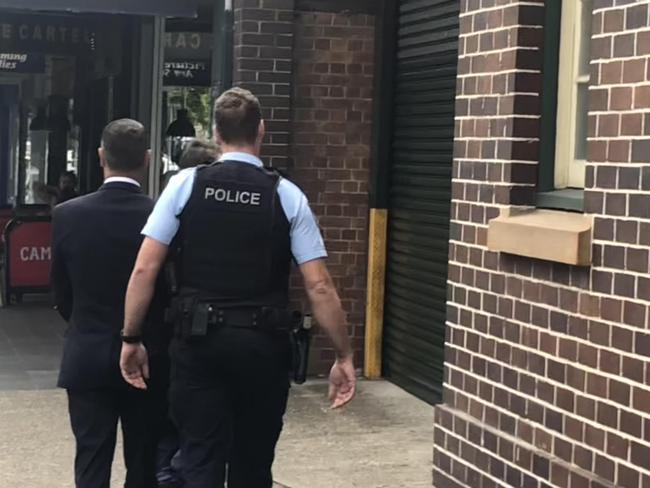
[161,139,220,190]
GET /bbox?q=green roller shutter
[382,0,459,405]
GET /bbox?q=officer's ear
[98,147,107,168]
[256,120,266,146]
[143,149,151,169]
[215,130,225,146]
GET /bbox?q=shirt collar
[218,152,263,167]
[104,176,141,188]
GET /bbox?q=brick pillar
[289,10,375,373]
[233,0,295,169]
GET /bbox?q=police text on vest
[205,187,262,206]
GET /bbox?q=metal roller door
[382,0,459,405]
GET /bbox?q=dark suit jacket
[51,181,169,390]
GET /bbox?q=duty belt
[207,307,293,331]
[169,296,300,339]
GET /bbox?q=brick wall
[289,10,375,373]
[435,1,650,487]
[233,0,295,169]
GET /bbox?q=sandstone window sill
[487,208,593,266]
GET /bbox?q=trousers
[67,387,158,488]
[169,326,291,488]
[66,357,169,488]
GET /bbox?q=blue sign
[0,53,45,73]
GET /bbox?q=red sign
[7,221,52,288]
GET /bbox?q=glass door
[0,84,19,207]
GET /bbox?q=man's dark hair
[180,139,221,168]
[101,119,148,172]
[214,87,262,146]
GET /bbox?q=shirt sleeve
[141,168,196,245]
[288,190,328,265]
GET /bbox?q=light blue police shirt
[142,152,327,265]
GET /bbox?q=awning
[0,0,199,17]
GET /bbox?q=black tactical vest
[177,160,292,308]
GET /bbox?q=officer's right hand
[120,343,150,390]
[329,356,356,408]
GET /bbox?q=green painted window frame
[537,0,585,212]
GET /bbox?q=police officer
[119,87,356,488]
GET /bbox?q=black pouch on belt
[172,295,198,339]
[191,302,210,337]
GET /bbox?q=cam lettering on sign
[19,246,51,262]
[205,188,262,206]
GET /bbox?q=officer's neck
[219,143,260,158]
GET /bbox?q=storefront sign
[0,13,97,55]
[165,32,212,60]
[6,220,52,289]
[0,0,199,17]
[0,53,45,73]
[164,60,211,87]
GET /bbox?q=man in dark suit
[51,119,168,488]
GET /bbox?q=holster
[289,314,312,385]
[169,295,201,340]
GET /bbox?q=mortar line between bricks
[445,352,650,454]
[436,412,618,488]
[449,293,650,359]
[432,467,473,488]
[459,1,544,16]
[459,26,544,36]
[435,427,519,488]
[446,332,650,424]
[448,255,650,309]
[443,379,650,479]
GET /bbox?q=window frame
[555,0,592,189]
[538,0,594,211]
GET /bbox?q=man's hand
[328,356,356,409]
[120,343,149,390]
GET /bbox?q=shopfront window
[0,11,129,207]
[19,56,80,205]
[161,29,214,188]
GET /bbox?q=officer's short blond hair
[214,87,262,146]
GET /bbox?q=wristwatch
[120,330,143,344]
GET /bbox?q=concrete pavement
[0,302,433,488]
